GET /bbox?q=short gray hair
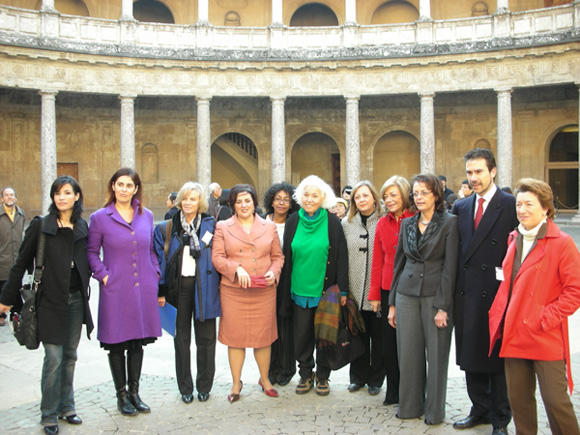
[209,182,221,195]
[294,175,337,210]
[176,182,208,213]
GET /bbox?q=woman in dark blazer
[388,173,459,426]
[154,182,221,404]
[0,176,93,435]
[279,175,349,397]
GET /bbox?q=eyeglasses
[413,190,432,198]
[274,197,290,204]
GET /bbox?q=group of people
[0,146,579,435]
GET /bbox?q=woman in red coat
[489,178,580,435]
[369,175,415,406]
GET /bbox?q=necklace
[419,217,431,226]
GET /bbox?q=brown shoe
[295,373,314,394]
[315,378,330,396]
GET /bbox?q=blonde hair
[347,180,382,222]
[380,175,411,211]
[175,181,209,213]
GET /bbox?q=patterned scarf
[180,211,201,259]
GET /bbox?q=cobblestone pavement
[1,219,580,434]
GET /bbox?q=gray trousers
[395,293,453,424]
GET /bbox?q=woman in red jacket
[489,178,580,435]
[369,175,415,406]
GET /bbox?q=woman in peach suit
[212,184,285,403]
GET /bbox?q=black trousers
[381,290,399,401]
[269,314,296,381]
[465,369,511,428]
[349,309,385,388]
[174,277,217,395]
[292,302,330,380]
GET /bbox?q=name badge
[201,231,213,245]
[495,267,504,281]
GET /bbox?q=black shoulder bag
[12,217,46,350]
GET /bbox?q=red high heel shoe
[227,380,243,403]
[258,378,278,397]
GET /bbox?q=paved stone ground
[1,218,580,434]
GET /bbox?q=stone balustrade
[0,4,578,58]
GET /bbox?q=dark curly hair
[262,182,300,217]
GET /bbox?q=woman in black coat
[0,176,93,435]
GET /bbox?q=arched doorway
[134,0,175,24]
[211,132,258,190]
[373,130,420,188]
[291,132,340,194]
[371,1,419,24]
[545,125,579,213]
[289,3,339,27]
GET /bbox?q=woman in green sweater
[279,175,349,396]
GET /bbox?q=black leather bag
[317,306,365,370]
[12,217,46,350]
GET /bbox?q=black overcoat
[451,188,518,372]
[0,214,94,345]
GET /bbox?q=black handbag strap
[33,217,47,288]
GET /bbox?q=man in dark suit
[451,149,518,435]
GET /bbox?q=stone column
[496,89,513,189]
[420,93,435,174]
[573,84,580,220]
[196,97,212,189]
[495,0,510,14]
[271,97,286,183]
[345,96,361,187]
[119,95,136,169]
[41,0,56,12]
[197,0,209,25]
[345,0,357,24]
[271,0,283,26]
[419,0,432,20]
[121,0,134,20]
[40,91,58,214]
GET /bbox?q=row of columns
[103,0,513,25]
[39,89,533,212]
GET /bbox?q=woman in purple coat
[87,168,161,417]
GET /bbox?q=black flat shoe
[348,383,363,392]
[44,425,59,435]
[276,374,293,386]
[453,414,490,430]
[181,394,194,404]
[382,397,398,405]
[368,386,380,396]
[197,392,210,402]
[59,414,82,425]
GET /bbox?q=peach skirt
[218,283,278,348]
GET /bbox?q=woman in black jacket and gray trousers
[0,176,93,435]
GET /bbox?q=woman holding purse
[0,175,93,435]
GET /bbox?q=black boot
[108,352,138,416]
[127,348,151,413]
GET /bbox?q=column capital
[119,94,137,101]
[195,96,212,103]
[418,92,435,99]
[494,87,513,94]
[344,95,360,102]
[39,90,58,97]
[270,96,286,102]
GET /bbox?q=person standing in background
[208,183,222,218]
[164,192,179,220]
[0,186,25,326]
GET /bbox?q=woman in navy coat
[154,181,221,404]
[87,168,161,417]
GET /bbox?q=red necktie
[474,197,485,230]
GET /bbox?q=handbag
[12,217,46,350]
[317,305,365,370]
